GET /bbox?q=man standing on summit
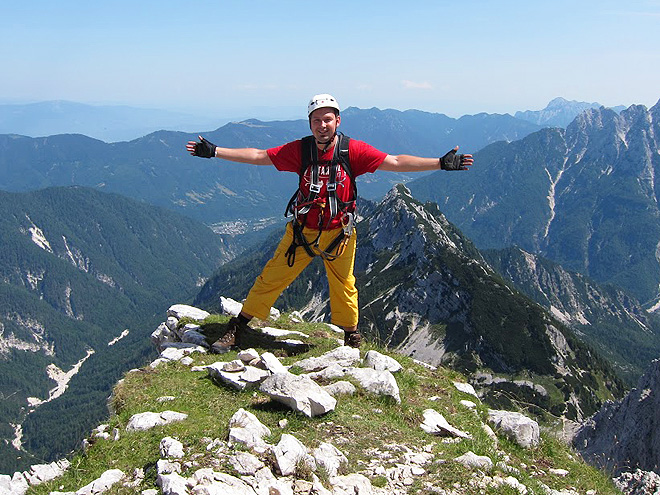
[187,94,473,352]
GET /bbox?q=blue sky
[1,0,659,120]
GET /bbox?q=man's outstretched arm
[186,136,273,165]
[378,146,473,172]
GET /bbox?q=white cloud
[402,80,433,90]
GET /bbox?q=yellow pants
[242,222,358,328]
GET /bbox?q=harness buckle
[326,182,337,192]
[310,183,322,194]
[341,212,355,236]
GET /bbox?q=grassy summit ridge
[25,312,621,494]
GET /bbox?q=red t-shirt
[267,138,387,229]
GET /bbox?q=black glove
[439,148,467,171]
[193,137,217,158]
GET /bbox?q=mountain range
[0,101,225,143]
[408,100,660,306]
[515,96,625,127]
[0,106,547,230]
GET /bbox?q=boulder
[348,368,401,403]
[160,436,185,459]
[227,408,271,452]
[260,373,336,417]
[157,472,189,495]
[364,350,402,373]
[487,410,540,448]
[167,304,210,321]
[453,381,479,398]
[190,472,257,494]
[271,433,313,476]
[260,352,288,375]
[219,297,243,316]
[313,442,348,477]
[328,473,374,494]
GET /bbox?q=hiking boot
[210,317,248,354]
[344,331,362,348]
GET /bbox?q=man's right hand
[187,136,217,158]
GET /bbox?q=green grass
[26,314,621,494]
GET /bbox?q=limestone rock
[206,362,270,391]
[227,408,271,452]
[219,296,243,316]
[296,346,361,372]
[364,350,402,373]
[261,327,308,339]
[574,358,660,476]
[260,352,288,375]
[271,433,313,476]
[313,442,348,477]
[260,373,336,417]
[453,381,479,398]
[76,469,124,494]
[613,468,660,494]
[348,368,401,403]
[22,460,70,486]
[156,459,181,475]
[229,451,265,476]
[487,410,540,448]
[157,472,189,495]
[237,348,260,363]
[323,381,357,397]
[420,409,472,439]
[160,436,185,459]
[126,411,188,432]
[328,473,374,494]
[454,451,493,471]
[167,304,210,321]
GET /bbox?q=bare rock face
[574,358,660,476]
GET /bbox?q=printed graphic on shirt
[301,161,349,197]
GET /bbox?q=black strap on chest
[283,133,357,266]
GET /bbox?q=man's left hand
[440,147,473,171]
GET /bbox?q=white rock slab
[167,304,209,321]
[420,409,472,439]
[487,410,540,448]
[259,373,336,417]
[126,411,188,432]
[348,368,401,403]
[76,469,125,495]
[364,350,402,373]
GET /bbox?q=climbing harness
[284,133,357,267]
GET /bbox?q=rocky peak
[574,359,660,477]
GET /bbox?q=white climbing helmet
[307,94,340,116]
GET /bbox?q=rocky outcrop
[574,358,660,477]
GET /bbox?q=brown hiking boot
[210,317,248,354]
[344,331,362,348]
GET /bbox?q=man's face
[309,108,340,145]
